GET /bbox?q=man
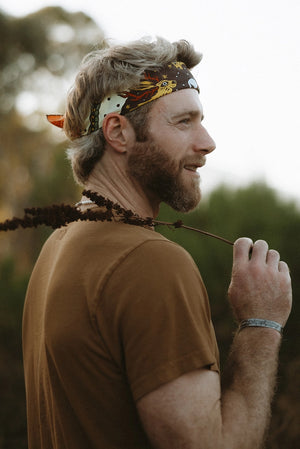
[23,37,292,449]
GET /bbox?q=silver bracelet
[239,319,283,335]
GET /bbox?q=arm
[137,238,292,449]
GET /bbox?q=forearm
[220,327,282,449]
[137,329,282,449]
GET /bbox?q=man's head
[64,37,203,185]
[127,88,215,212]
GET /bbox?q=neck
[84,154,160,218]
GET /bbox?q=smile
[183,166,201,178]
[183,159,206,173]
[184,165,199,172]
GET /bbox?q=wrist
[238,318,283,335]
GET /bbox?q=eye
[179,117,190,125]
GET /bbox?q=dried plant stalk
[154,220,234,246]
[0,190,234,247]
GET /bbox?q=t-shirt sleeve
[96,239,219,402]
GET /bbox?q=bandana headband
[47,62,199,136]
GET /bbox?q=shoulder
[102,229,207,312]
[60,219,193,267]
[104,227,199,282]
[125,237,198,277]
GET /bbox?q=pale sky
[1,0,300,203]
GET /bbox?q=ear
[102,113,134,153]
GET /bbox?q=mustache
[181,156,206,169]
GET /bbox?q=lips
[183,159,206,172]
[184,165,199,172]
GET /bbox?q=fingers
[278,260,290,275]
[232,238,269,264]
[250,240,269,263]
[266,249,280,267]
[233,237,253,263]
[233,238,290,273]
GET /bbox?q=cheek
[160,137,187,164]
[147,129,187,170]
[150,126,182,149]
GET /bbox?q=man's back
[23,218,219,449]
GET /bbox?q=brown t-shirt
[23,219,219,449]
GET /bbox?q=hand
[228,238,292,326]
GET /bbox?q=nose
[193,124,216,154]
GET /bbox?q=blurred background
[0,2,299,448]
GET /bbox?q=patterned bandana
[47,61,199,136]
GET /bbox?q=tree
[0,6,105,269]
[0,7,105,448]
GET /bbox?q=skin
[84,88,292,449]
[126,90,215,213]
[85,89,215,217]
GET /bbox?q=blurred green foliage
[0,6,299,449]
[0,258,29,448]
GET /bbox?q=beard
[127,138,202,213]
